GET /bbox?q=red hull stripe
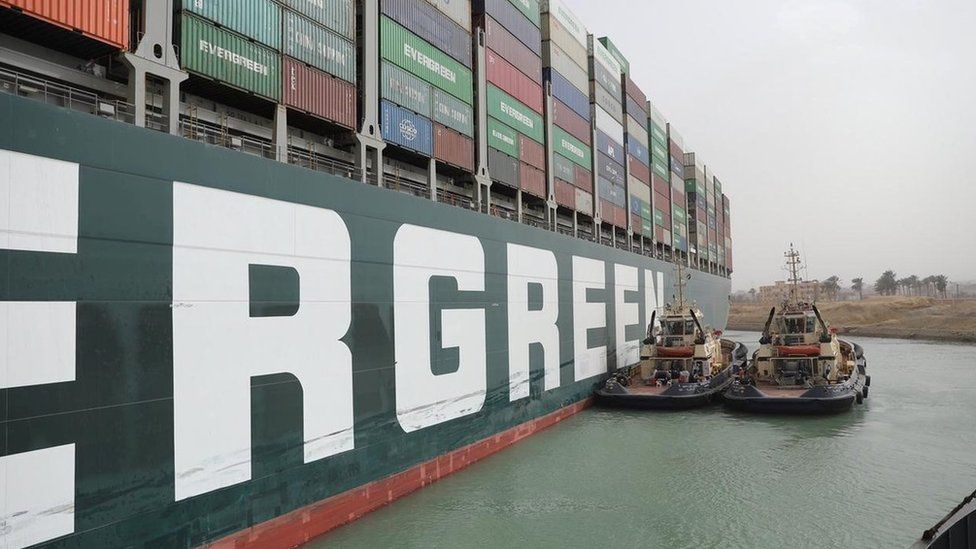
[204,398,594,549]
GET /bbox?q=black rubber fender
[856,392,864,405]
[865,375,871,387]
[862,386,869,399]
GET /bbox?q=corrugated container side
[626,136,649,167]
[487,84,544,143]
[281,0,354,39]
[588,36,621,80]
[652,176,669,198]
[642,218,653,235]
[596,152,624,186]
[284,11,356,83]
[488,147,520,187]
[478,14,542,80]
[624,76,646,106]
[519,163,546,198]
[382,0,472,67]
[541,0,587,46]
[180,14,281,100]
[507,0,541,28]
[433,89,474,136]
[486,49,544,114]
[628,155,649,183]
[424,0,472,31]
[380,16,473,104]
[555,179,575,207]
[381,61,432,116]
[668,127,684,150]
[589,58,621,99]
[551,153,574,183]
[651,157,669,179]
[518,134,545,170]
[381,99,433,155]
[595,108,624,147]
[630,196,641,214]
[573,164,592,191]
[551,99,591,145]
[651,141,668,162]
[625,115,648,147]
[669,139,683,160]
[434,123,475,171]
[552,125,592,169]
[598,36,630,75]
[625,97,647,126]
[592,84,623,123]
[487,117,519,157]
[181,0,281,49]
[595,129,624,165]
[630,214,642,234]
[649,120,667,146]
[543,41,588,92]
[474,0,541,56]
[575,187,593,215]
[669,157,685,180]
[672,189,686,209]
[545,68,589,120]
[2,0,129,49]
[540,16,587,67]
[283,57,356,129]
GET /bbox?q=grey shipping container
[425,0,472,31]
[543,41,587,93]
[381,61,432,117]
[541,15,587,68]
[625,96,647,125]
[281,0,355,40]
[478,14,542,80]
[381,99,433,155]
[432,88,474,137]
[284,11,357,83]
[596,129,625,165]
[591,83,623,123]
[488,147,520,187]
[589,59,620,99]
[179,0,281,50]
[382,0,472,68]
[474,0,541,56]
[552,152,575,183]
[596,152,625,186]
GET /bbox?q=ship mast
[674,262,689,309]
[785,244,803,307]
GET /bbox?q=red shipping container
[573,164,592,191]
[655,227,665,241]
[434,123,475,171]
[518,134,545,170]
[672,189,686,206]
[519,162,546,198]
[1,0,129,49]
[477,14,542,81]
[487,48,543,114]
[630,214,642,234]
[628,155,650,183]
[669,140,683,160]
[614,205,627,228]
[708,228,717,243]
[551,99,592,146]
[697,208,706,222]
[652,174,669,197]
[624,76,647,107]
[599,199,613,221]
[555,179,575,208]
[283,57,356,129]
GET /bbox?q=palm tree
[907,275,920,296]
[851,277,864,300]
[875,270,897,296]
[748,288,757,302]
[935,275,949,298]
[821,276,841,301]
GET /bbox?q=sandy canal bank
[728,297,976,343]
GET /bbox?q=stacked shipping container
[475,0,545,195]
[0,0,130,49]
[666,123,688,253]
[541,0,594,217]
[647,101,671,246]
[177,0,357,129]
[589,36,626,229]
[683,152,708,260]
[722,194,732,271]
[379,0,474,169]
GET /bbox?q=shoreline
[725,322,976,344]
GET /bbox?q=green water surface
[312,332,976,548]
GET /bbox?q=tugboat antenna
[785,244,803,307]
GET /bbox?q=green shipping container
[433,89,474,137]
[642,218,653,234]
[487,85,543,143]
[652,157,669,179]
[380,17,473,104]
[650,121,667,146]
[508,0,541,29]
[673,206,686,224]
[552,125,592,168]
[180,0,281,49]
[651,141,668,161]
[487,117,519,158]
[180,14,280,101]
[281,0,355,40]
[654,209,664,227]
[380,62,431,117]
[640,202,651,220]
[284,11,356,83]
[597,36,629,75]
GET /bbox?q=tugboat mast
[785,244,803,307]
[674,262,689,309]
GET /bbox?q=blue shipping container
[545,68,590,122]
[596,129,625,165]
[630,195,641,214]
[625,136,649,166]
[381,0,472,68]
[625,96,647,123]
[670,157,685,178]
[474,0,541,56]
[381,100,433,155]
[596,152,624,186]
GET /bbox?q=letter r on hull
[172,183,354,501]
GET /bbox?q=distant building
[758,280,822,303]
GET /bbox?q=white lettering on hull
[507,244,559,400]
[572,256,607,381]
[614,264,640,369]
[394,225,486,432]
[172,183,354,501]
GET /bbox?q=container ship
[0,0,733,546]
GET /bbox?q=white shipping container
[592,84,623,123]
[588,36,622,78]
[667,123,684,149]
[424,0,471,31]
[542,16,588,68]
[626,115,648,147]
[648,100,667,130]
[541,0,587,47]
[595,106,624,147]
[575,186,594,214]
[543,41,588,90]
[629,175,651,202]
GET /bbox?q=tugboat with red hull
[724,247,869,414]
[596,265,747,410]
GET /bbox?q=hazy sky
[565,0,976,291]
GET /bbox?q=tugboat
[724,246,869,414]
[596,264,748,410]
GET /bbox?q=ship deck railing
[0,65,135,124]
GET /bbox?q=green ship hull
[0,94,730,547]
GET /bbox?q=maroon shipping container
[283,57,356,129]
[434,123,475,171]
[551,99,592,146]
[669,140,683,160]
[614,205,627,228]
[655,226,665,242]
[573,164,592,192]
[697,208,706,222]
[654,190,671,211]
[652,174,670,197]
[630,214,642,234]
[518,134,545,170]
[477,14,542,81]
[708,228,717,244]
[1,0,129,49]
[486,48,543,114]
[555,179,575,208]
[672,189,686,206]
[519,162,546,198]
[624,75,647,107]
[628,155,649,183]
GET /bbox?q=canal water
[313,332,976,548]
